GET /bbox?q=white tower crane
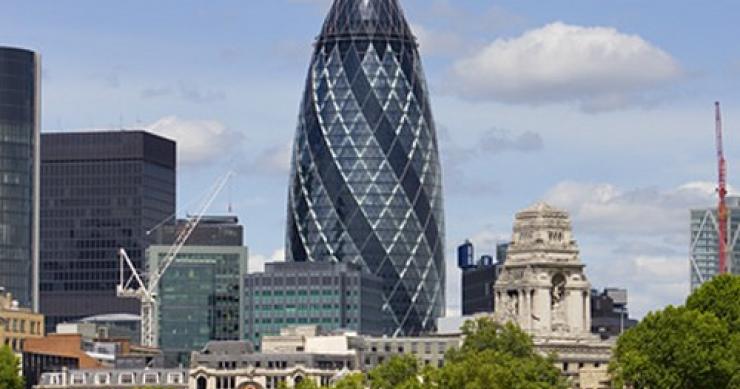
[116,171,233,347]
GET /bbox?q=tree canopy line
[3,275,738,389]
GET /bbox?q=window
[71,373,85,384]
[119,373,134,384]
[167,373,183,384]
[143,373,159,384]
[95,373,110,385]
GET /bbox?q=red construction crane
[715,102,728,274]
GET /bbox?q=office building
[690,196,740,290]
[285,0,446,336]
[148,216,248,365]
[458,241,507,316]
[0,47,40,310]
[244,261,388,347]
[39,131,176,331]
[590,288,637,338]
[0,288,44,353]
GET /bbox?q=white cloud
[451,22,682,112]
[411,24,468,57]
[478,128,543,154]
[147,116,244,166]
[244,143,292,177]
[543,181,716,236]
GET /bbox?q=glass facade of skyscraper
[0,47,39,309]
[690,196,740,290]
[150,216,248,366]
[286,0,445,335]
[40,131,176,331]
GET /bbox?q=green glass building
[148,216,248,366]
[244,261,388,349]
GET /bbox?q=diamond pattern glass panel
[286,0,445,336]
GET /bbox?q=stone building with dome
[493,203,614,389]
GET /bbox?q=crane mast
[116,171,233,347]
[716,102,728,275]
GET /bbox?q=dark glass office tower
[286,0,445,335]
[0,47,40,310]
[40,131,175,331]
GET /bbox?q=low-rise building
[0,289,44,353]
[358,334,461,370]
[190,327,359,389]
[34,368,188,389]
[22,334,101,389]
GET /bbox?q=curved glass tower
[286,0,445,335]
[0,47,39,309]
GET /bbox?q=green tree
[367,354,422,389]
[686,274,740,333]
[0,345,23,389]
[332,373,366,389]
[610,305,735,388]
[295,378,321,389]
[435,318,566,389]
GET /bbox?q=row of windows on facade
[365,355,444,370]
[42,206,145,218]
[41,249,142,261]
[0,184,32,199]
[41,162,143,175]
[40,282,119,291]
[45,371,185,386]
[248,289,360,297]
[0,142,33,158]
[42,239,136,250]
[3,336,27,351]
[250,303,360,312]
[212,360,352,371]
[1,316,42,334]
[250,316,359,330]
[246,276,361,286]
[42,229,137,240]
[41,271,120,281]
[42,218,142,229]
[364,341,452,354]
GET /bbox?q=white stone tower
[494,203,591,337]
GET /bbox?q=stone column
[566,289,583,333]
[534,286,551,333]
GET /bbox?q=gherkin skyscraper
[286,0,445,335]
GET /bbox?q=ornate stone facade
[494,203,591,337]
[493,203,613,389]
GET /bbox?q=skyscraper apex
[320,0,414,40]
[287,0,445,335]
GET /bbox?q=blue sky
[3,0,740,318]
